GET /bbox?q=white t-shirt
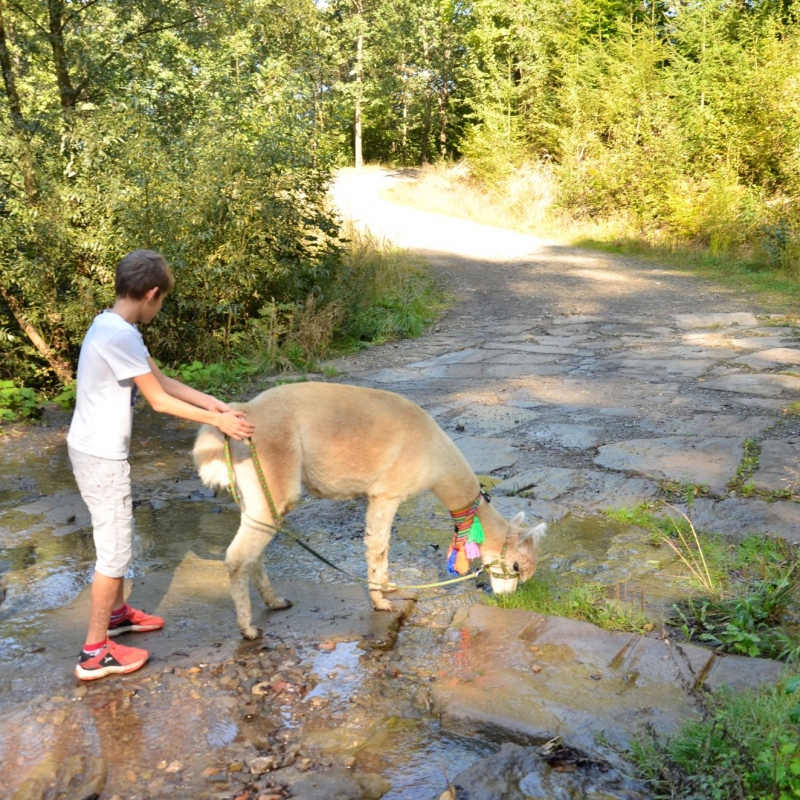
[67,310,152,459]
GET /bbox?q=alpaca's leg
[364,496,401,611]
[252,557,291,612]
[225,518,284,639]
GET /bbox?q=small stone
[252,681,271,696]
[530,664,542,674]
[247,755,278,775]
[229,761,245,773]
[164,761,183,773]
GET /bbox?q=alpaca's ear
[519,521,548,544]
[510,511,527,532]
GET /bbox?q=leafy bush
[0,381,40,422]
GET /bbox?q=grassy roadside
[385,162,800,315]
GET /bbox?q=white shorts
[68,446,134,579]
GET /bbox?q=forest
[1,0,799,400]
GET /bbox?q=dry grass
[385,160,562,236]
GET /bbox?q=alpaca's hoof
[241,625,261,640]
[372,597,393,612]
[269,597,292,610]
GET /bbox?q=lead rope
[222,436,485,591]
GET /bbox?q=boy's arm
[133,371,255,441]
[146,358,232,413]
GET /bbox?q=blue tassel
[446,548,459,576]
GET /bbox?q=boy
[67,249,255,680]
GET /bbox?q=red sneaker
[75,639,149,681]
[107,605,164,637]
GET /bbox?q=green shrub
[0,381,41,421]
[631,676,800,799]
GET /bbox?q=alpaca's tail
[193,424,230,490]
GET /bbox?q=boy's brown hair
[115,249,175,300]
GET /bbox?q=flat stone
[451,435,519,473]
[527,424,606,450]
[614,358,710,378]
[730,335,794,350]
[685,498,800,543]
[674,312,759,329]
[447,406,540,436]
[484,364,568,379]
[11,755,108,800]
[495,468,583,499]
[483,342,588,356]
[639,413,773,438]
[702,373,800,397]
[432,607,782,760]
[276,768,391,800]
[734,348,800,369]
[594,437,743,495]
[408,348,487,368]
[444,742,647,800]
[486,352,562,365]
[750,439,800,493]
[358,368,416,384]
[549,315,607,325]
[6,490,91,536]
[494,467,658,512]
[420,363,486,379]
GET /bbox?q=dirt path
[332,168,800,540]
[2,167,799,800]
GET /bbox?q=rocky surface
[1,168,799,799]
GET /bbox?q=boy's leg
[69,447,158,679]
[87,572,125,644]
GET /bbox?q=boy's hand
[207,398,236,414]
[217,410,256,441]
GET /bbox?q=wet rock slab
[702,373,800,397]
[673,312,759,329]
[681,497,800,544]
[594,437,743,495]
[274,767,391,800]
[441,742,647,800]
[451,435,519,473]
[494,467,658,514]
[750,439,800,493]
[432,606,783,762]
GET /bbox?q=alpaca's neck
[476,498,511,550]
[429,433,481,512]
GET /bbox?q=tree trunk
[0,2,37,201]
[354,32,363,169]
[48,0,77,117]
[0,278,74,385]
[0,2,23,126]
[438,53,449,159]
[353,0,364,170]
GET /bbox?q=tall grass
[215,225,445,374]
[327,223,447,350]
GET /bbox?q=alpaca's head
[481,512,547,583]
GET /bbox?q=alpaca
[193,382,546,639]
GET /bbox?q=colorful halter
[446,494,485,576]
